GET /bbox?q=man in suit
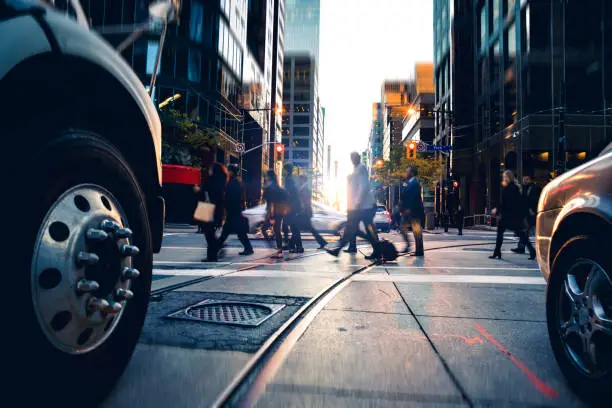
[512,173,541,254]
[283,163,304,253]
[399,166,424,256]
[327,152,379,259]
[217,164,253,255]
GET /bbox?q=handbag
[194,191,216,223]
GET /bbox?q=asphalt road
[101,227,588,407]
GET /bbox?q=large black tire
[16,132,153,406]
[547,235,612,406]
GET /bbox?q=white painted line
[153,269,230,276]
[153,261,232,265]
[152,269,341,279]
[354,274,546,285]
[381,265,540,271]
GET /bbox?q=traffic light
[452,180,459,189]
[406,141,417,159]
[274,143,285,163]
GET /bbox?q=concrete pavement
[102,229,586,407]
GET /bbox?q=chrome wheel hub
[31,185,140,354]
[559,259,612,377]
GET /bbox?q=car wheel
[19,133,152,406]
[547,235,612,404]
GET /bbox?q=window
[492,0,499,32]
[190,2,204,42]
[188,50,201,82]
[146,41,160,75]
[293,127,310,137]
[294,103,310,113]
[480,6,487,50]
[293,88,311,101]
[176,48,187,78]
[293,150,310,160]
[282,127,290,135]
[293,115,310,125]
[292,139,310,148]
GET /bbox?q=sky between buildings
[319,0,434,180]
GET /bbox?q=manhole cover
[167,299,285,327]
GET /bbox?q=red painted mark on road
[474,323,559,398]
[438,334,484,344]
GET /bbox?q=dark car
[535,143,612,403]
[1,0,176,405]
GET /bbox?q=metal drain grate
[167,299,285,327]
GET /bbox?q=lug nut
[104,301,122,314]
[76,279,100,294]
[77,251,99,266]
[121,267,140,280]
[120,244,139,256]
[86,228,108,241]
[88,297,110,313]
[115,288,134,301]
[114,227,133,239]
[100,219,120,232]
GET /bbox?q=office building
[402,63,435,145]
[381,81,415,160]
[368,103,384,170]
[281,54,324,201]
[284,0,320,63]
[93,0,284,206]
[436,0,612,214]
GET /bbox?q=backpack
[376,240,398,262]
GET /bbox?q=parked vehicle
[535,142,612,404]
[373,205,392,232]
[1,0,177,405]
[243,202,349,235]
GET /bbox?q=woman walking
[489,170,535,260]
[196,162,228,262]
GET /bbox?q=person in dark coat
[490,170,536,259]
[399,166,424,256]
[217,164,253,255]
[262,170,287,258]
[283,163,304,253]
[512,173,541,254]
[456,203,464,236]
[298,174,328,249]
[195,162,228,262]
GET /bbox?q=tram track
[211,240,497,407]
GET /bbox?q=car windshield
[376,206,387,212]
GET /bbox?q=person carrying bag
[194,162,228,262]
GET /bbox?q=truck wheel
[547,235,612,405]
[19,133,152,406]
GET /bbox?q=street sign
[416,141,427,152]
[235,143,245,152]
[426,145,452,152]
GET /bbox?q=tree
[159,108,221,166]
[373,145,446,192]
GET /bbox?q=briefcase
[193,192,215,223]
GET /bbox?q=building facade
[402,63,436,145]
[368,103,384,169]
[435,0,612,215]
[281,54,324,200]
[284,0,320,64]
[92,0,284,206]
[381,81,415,160]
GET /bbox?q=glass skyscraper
[284,0,320,64]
